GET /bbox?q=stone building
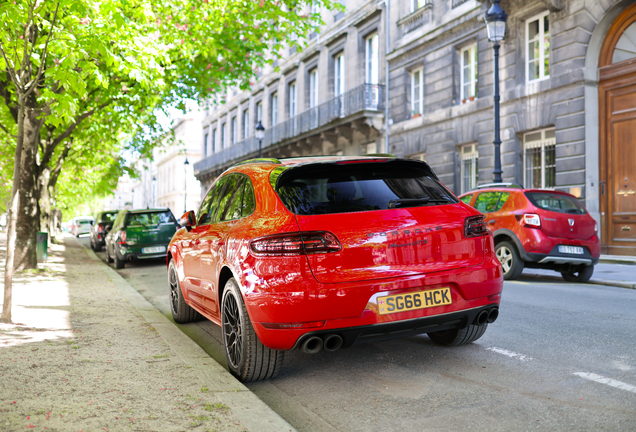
[194,0,636,255]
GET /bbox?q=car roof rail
[475,182,524,190]
[232,158,282,167]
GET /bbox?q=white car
[71,216,94,237]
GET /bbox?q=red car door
[199,174,245,319]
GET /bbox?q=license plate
[142,246,165,254]
[377,287,452,315]
[558,245,584,255]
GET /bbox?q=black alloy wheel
[168,260,201,323]
[221,278,283,382]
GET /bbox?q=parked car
[89,210,119,252]
[167,156,503,382]
[459,184,600,283]
[70,216,94,237]
[104,208,179,269]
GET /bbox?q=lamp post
[485,0,507,183]
[183,158,190,213]
[255,120,265,158]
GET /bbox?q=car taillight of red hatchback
[459,184,600,282]
[167,156,503,382]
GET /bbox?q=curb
[80,240,297,432]
[519,272,635,290]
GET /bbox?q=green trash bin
[37,231,48,263]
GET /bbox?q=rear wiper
[388,197,448,209]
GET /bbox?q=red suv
[459,184,600,283]
[168,156,503,382]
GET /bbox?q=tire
[106,244,114,263]
[496,241,524,280]
[428,324,488,346]
[90,238,95,251]
[93,240,102,252]
[168,260,202,323]
[561,265,594,283]
[222,278,284,382]
[114,250,125,269]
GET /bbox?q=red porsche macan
[167,156,503,382]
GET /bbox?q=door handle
[488,220,496,225]
[600,181,606,196]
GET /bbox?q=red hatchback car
[459,184,600,283]
[167,156,503,382]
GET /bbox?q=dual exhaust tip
[300,334,343,354]
[474,307,499,326]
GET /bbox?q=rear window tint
[275,161,457,215]
[125,211,176,227]
[78,220,92,225]
[99,212,118,222]
[525,192,586,214]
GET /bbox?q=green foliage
[0,0,338,213]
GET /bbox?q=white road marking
[486,347,533,361]
[573,372,636,394]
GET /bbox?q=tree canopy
[1,0,338,322]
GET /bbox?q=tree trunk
[39,166,52,234]
[1,98,25,323]
[13,106,41,271]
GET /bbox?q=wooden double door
[599,4,636,255]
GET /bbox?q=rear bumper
[246,259,503,351]
[291,304,500,350]
[525,245,599,266]
[118,244,169,261]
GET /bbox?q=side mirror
[179,210,196,232]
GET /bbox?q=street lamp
[255,120,265,158]
[183,158,190,213]
[485,0,507,183]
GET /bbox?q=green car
[104,208,179,269]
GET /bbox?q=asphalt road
[82,237,636,432]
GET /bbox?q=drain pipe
[383,0,390,153]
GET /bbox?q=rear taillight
[97,223,105,233]
[118,230,127,245]
[250,231,341,256]
[464,215,488,238]
[522,214,541,227]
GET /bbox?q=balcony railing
[194,84,384,175]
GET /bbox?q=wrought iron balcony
[194,84,384,176]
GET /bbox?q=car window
[100,212,118,222]
[495,192,510,211]
[242,178,256,217]
[525,192,586,214]
[111,212,126,231]
[460,194,473,204]
[276,161,457,216]
[198,177,228,225]
[474,192,502,213]
[217,175,245,222]
[125,211,176,227]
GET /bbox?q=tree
[0,0,337,322]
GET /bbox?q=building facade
[194,0,636,255]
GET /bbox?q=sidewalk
[0,234,295,432]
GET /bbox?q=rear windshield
[78,220,92,225]
[275,161,457,215]
[525,192,586,215]
[99,212,118,222]
[125,211,176,227]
